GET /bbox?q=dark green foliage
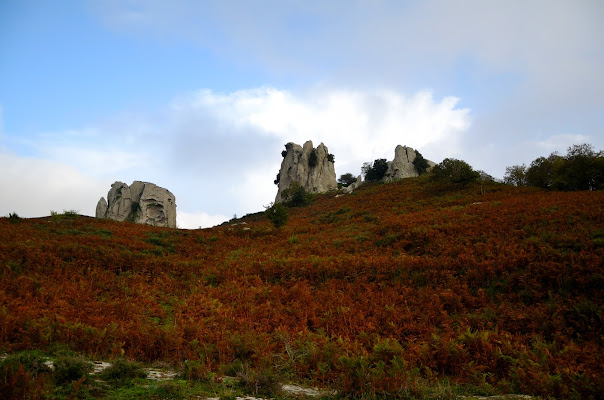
[182,360,211,382]
[505,144,604,191]
[236,365,281,397]
[99,359,147,382]
[526,154,562,189]
[53,356,92,385]
[281,150,288,157]
[281,182,313,207]
[265,203,289,228]
[1,351,51,378]
[413,150,430,175]
[8,212,22,224]
[430,158,480,186]
[151,381,187,399]
[309,148,318,168]
[274,173,280,185]
[338,173,357,187]
[362,158,389,182]
[554,143,604,190]
[327,153,335,163]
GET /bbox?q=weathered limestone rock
[105,181,133,221]
[275,140,337,203]
[383,145,436,182]
[138,182,177,228]
[96,181,176,228]
[343,175,363,194]
[95,197,108,219]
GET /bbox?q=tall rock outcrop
[96,181,177,228]
[383,145,436,182]
[275,141,337,203]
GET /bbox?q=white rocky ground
[1,354,534,399]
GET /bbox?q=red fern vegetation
[1,180,603,398]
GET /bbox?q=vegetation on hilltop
[1,178,603,399]
[504,143,604,190]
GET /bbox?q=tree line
[504,143,604,190]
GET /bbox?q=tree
[525,154,562,189]
[265,203,288,228]
[413,150,431,175]
[362,159,389,182]
[503,164,528,187]
[511,144,604,191]
[554,144,604,190]
[338,173,357,187]
[430,158,480,186]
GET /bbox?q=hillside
[1,179,603,399]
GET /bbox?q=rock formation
[343,175,363,194]
[96,181,177,228]
[383,145,436,182]
[275,141,337,203]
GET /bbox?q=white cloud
[178,87,470,175]
[0,151,109,218]
[177,210,229,229]
[536,134,590,154]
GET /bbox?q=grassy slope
[1,179,603,398]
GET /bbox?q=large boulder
[275,141,337,203]
[383,145,436,182]
[96,181,176,228]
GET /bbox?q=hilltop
[1,179,603,399]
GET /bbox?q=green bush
[99,358,147,383]
[150,381,186,399]
[4,351,52,378]
[281,182,313,207]
[182,360,211,382]
[53,356,92,386]
[236,365,281,397]
[265,203,289,228]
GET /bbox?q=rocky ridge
[96,181,176,228]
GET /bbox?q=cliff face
[275,141,337,203]
[96,181,177,228]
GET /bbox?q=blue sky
[1,0,602,228]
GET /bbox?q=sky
[1,0,602,228]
